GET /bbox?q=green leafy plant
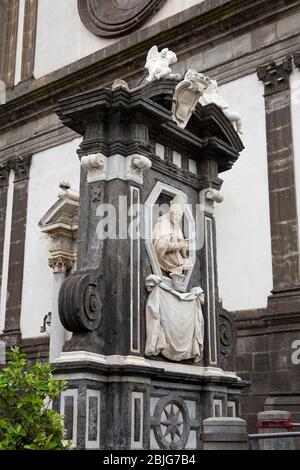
[0,347,70,450]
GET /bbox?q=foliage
[0,347,69,450]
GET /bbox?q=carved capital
[257,56,293,95]
[294,53,300,70]
[48,255,74,273]
[11,155,32,182]
[0,162,10,188]
[59,273,102,332]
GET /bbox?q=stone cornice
[257,55,293,95]
[0,0,299,132]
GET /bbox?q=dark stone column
[21,0,38,81]
[3,155,31,347]
[0,0,19,87]
[0,163,10,298]
[257,56,300,315]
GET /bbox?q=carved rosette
[58,274,102,332]
[78,0,166,38]
[153,396,190,450]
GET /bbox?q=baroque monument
[50,46,245,450]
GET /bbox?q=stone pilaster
[0,162,10,304]
[0,0,20,87]
[257,56,300,315]
[21,0,38,81]
[3,155,31,346]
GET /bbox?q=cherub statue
[145,46,180,83]
[200,79,243,134]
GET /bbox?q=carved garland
[77,0,166,38]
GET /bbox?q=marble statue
[172,69,211,129]
[152,193,192,276]
[145,46,180,82]
[200,79,243,134]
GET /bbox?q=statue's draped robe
[145,276,204,363]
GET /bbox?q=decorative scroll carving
[58,274,102,332]
[172,69,209,129]
[81,153,106,183]
[219,308,237,371]
[78,0,166,38]
[125,154,152,184]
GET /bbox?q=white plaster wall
[214,73,273,311]
[34,0,203,78]
[20,138,81,338]
[291,67,300,257]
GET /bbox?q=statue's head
[170,193,188,226]
[161,48,169,58]
[166,50,177,65]
[207,79,218,92]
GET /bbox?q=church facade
[1,0,300,447]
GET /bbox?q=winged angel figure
[145,46,180,82]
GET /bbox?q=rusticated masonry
[257,56,300,315]
[3,155,31,347]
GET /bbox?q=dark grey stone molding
[1,0,300,134]
[78,0,166,38]
[257,56,300,316]
[0,122,77,161]
[3,154,32,346]
[21,0,38,81]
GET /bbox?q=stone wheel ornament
[219,309,236,357]
[58,273,102,332]
[77,0,166,38]
[153,397,190,450]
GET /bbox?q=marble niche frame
[144,182,196,293]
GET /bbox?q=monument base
[52,352,246,450]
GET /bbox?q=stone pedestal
[202,418,249,451]
[52,78,246,449]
